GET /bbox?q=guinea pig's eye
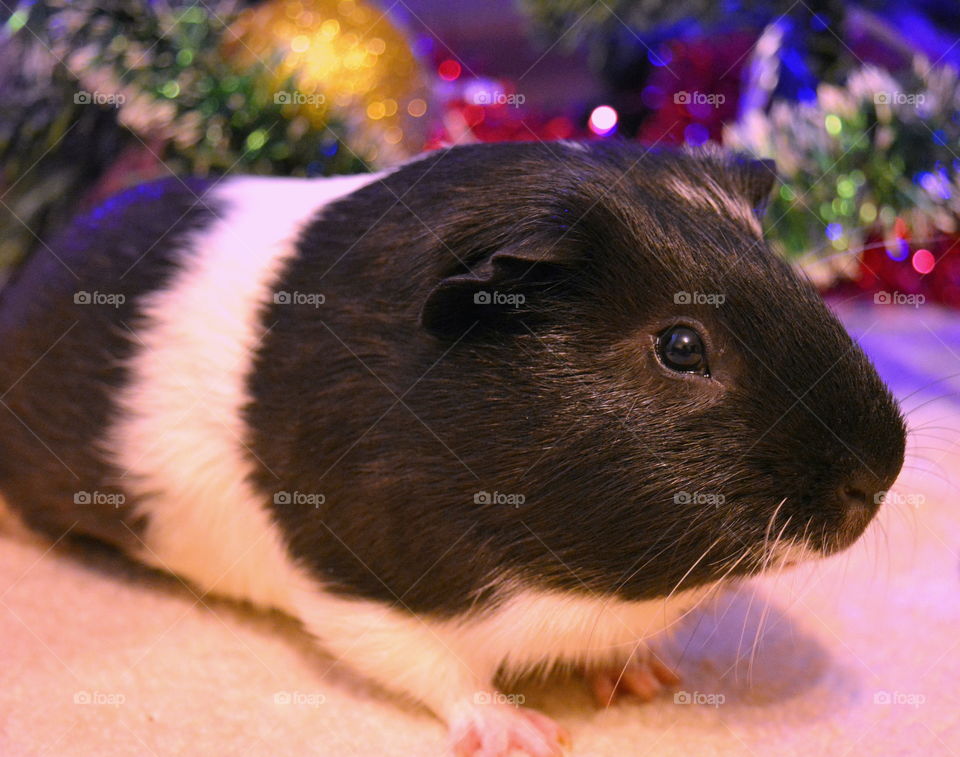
[657,325,708,376]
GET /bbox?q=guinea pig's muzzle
[832,467,899,551]
[824,426,905,554]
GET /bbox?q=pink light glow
[588,105,618,136]
[912,248,935,274]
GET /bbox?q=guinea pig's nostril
[828,455,900,552]
[839,484,868,509]
[829,471,887,551]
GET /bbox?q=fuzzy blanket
[2,302,958,756]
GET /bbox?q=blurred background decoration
[223,0,430,164]
[2,0,960,305]
[0,0,430,270]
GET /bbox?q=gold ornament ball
[225,0,431,165]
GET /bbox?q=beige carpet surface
[2,303,959,756]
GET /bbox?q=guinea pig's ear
[420,241,576,339]
[731,157,778,214]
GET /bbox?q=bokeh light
[588,105,618,136]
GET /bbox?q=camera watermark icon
[674,91,725,107]
[273,690,326,707]
[674,690,725,707]
[274,290,326,308]
[74,90,125,107]
[74,291,125,308]
[873,690,925,708]
[673,491,725,507]
[74,491,125,508]
[674,291,725,307]
[473,291,525,308]
[471,90,526,107]
[74,690,125,707]
[473,691,525,707]
[274,491,326,508]
[874,490,925,508]
[274,90,326,108]
[874,92,925,106]
[873,291,925,308]
[473,490,526,508]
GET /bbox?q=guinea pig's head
[413,141,905,600]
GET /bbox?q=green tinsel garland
[0,0,366,270]
[727,59,960,270]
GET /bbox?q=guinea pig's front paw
[587,653,681,707]
[447,695,570,757]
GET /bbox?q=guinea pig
[0,141,905,757]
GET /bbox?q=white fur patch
[105,172,382,609]
[447,584,714,676]
[286,581,714,718]
[666,175,763,235]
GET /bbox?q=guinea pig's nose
[838,482,869,510]
[836,469,883,539]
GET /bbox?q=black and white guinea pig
[0,141,905,757]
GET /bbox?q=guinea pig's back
[0,172,377,556]
[0,177,220,546]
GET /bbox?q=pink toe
[448,701,568,757]
[621,667,659,701]
[649,656,681,686]
[590,671,618,707]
